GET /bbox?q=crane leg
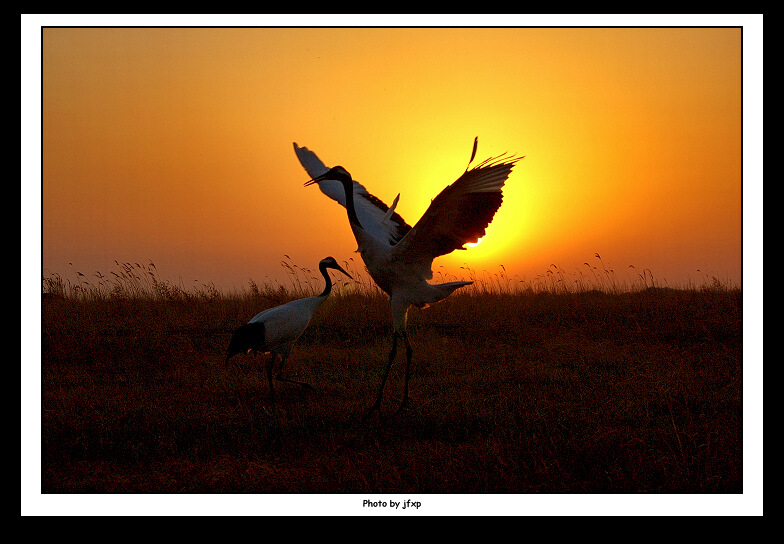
[264,353,276,407]
[365,332,399,417]
[397,331,414,412]
[275,353,316,392]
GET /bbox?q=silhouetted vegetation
[41,260,742,493]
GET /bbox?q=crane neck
[342,180,363,231]
[317,262,334,298]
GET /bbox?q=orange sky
[36,24,748,292]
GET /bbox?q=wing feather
[392,154,523,278]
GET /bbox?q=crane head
[304,166,353,188]
[320,256,353,280]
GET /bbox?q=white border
[22,14,763,517]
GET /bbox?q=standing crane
[225,256,352,406]
[298,138,523,416]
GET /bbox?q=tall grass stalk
[43,254,738,302]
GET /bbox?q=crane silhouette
[298,138,523,416]
[225,256,352,406]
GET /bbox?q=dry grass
[40,258,742,494]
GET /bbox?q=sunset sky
[32,20,754,292]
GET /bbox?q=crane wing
[392,154,523,279]
[294,143,411,245]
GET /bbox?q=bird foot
[276,376,316,393]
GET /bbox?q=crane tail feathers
[226,321,267,362]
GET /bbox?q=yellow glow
[39,26,743,290]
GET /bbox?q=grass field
[39,260,742,499]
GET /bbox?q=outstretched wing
[392,153,523,279]
[294,143,411,245]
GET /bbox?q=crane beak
[304,171,330,187]
[327,261,353,280]
[334,263,353,280]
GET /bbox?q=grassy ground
[40,262,742,497]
